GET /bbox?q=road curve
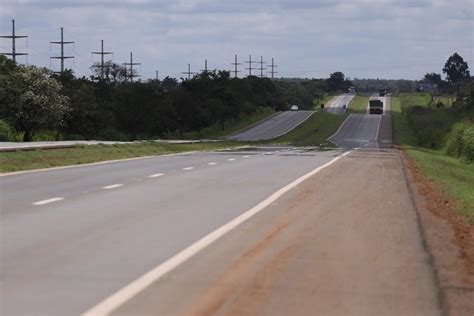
[227,111,315,141]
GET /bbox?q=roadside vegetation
[391,53,473,221]
[0,141,242,173]
[266,111,348,147]
[348,95,369,113]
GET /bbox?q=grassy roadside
[0,141,243,173]
[348,95,369,113]
[392,94,474,222]
[266,111,348,147]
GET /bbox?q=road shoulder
[401,151,474,315]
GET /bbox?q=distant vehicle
[379,89,387,97]
[290,105,299,111]
[348,87,356,94]
[369,99,383,114]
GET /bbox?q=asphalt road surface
[227,111,314,141]
[1,147,342,316]
[324,94,355,115]
[328,96,392,149]
[2,96,440,316]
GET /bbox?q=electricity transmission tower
[91,40,113,79]
[231,54,241,78]
[123,52,141,82]
[182,64,196,80]
[0,19,28,63]
[269,57,278,79]
[245,54,256,76]
[201,59,209,73]
[258,56,266,78]
[50,27,74,73]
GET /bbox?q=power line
[258,56,266,78]
[231,54,241,78]
[91,40,113,79]
[50,27,74,73]
[123,52,141,82]
[0,19,28,63]
[245,54,256,77]
[182,63,196,80]
[269,57,278,79]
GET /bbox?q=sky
[1,0,473,80]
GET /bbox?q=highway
[227,110,314,141]
[1,147,342,316]
[329,96,392,149]
[324,94,355,114]
[1,96,440,316]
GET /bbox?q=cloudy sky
[1,0,473,80]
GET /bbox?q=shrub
[446,122,474,163]
[0,119,15,141]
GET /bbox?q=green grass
[265,111,348,147]
[180,107,275,139]
[392,94,474,222]
[399,92,431,108]
[0,141,243,173]
[314,94,335,109]
[348,95,369,113]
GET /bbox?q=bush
[446,122,474,163]
[0,119,15,141]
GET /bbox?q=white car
[290,105,299,111]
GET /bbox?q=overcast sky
[1,0,473,80]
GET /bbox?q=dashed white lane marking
[182,167,194,171]
[207,162,217,166]
[227,158,236,161]
[81,150,352,316]
[148,173,164,178]
[32,197,64,206]
[102,184,124,190]
[243,155,250,158]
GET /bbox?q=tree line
[0,55,354,142]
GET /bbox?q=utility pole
[231,54,241,78]
[123,52,141,82]
[258,56,266,78]
[156,70,159,80]
[269,57,278,79]
[91,40,113,79]
[245,54,256,77]
[182,64,195,80]
[50,27,74,73]
[0,19,28,63]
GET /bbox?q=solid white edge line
[327,113,353,141]
[102,184,124,190]
[81,150,352,316]
[32,197,64,206]
[148,173,164,178]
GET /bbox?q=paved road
[1,147,341,316]
[328,97,392,149]
[227,111,315,141]
[324,94,355,115]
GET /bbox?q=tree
[327,71,352,92]
[443,53,470,84]
[0,65,70,141]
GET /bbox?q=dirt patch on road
[401,151,474,315]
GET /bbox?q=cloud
[1,0,472,79]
